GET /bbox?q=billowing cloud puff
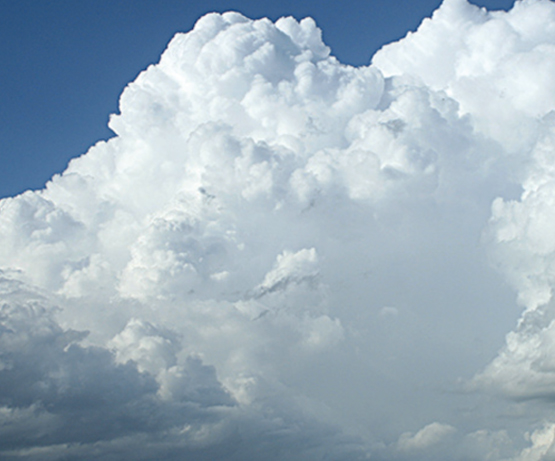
[0,275,365,460]
[396,422,457,452]
[5,0,555,459]
[374,0,555,410]
[0,276,225,454]
[373,0,555,152]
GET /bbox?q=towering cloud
[3,0,555,458]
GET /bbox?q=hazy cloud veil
[3,0,555,459]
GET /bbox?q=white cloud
[509,423,555,461]
[396,422,456,452]
[5,0,555,458]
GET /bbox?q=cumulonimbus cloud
[3,1,555,459]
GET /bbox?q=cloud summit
[3,0,555,459]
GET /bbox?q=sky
[4,0,555,460]
[0,0,515,199]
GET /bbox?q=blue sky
[1,0,514,199]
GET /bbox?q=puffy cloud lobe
[472,78,555,403]
[0,286,214,457]
[0,275,364,460]
[373,0,555,421]
[5,1,555,459]
[373,0,555,154]
[254,248,318,297]
[0,7,495,303]
[510,423,555,461]
[396,422,457,452]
